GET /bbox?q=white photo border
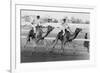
[11,3,96,73]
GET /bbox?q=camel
[36,25,54,46]
[24,27,36,48]
[52,28,82,52]
[24,25,54,48]
[63,28,82,45]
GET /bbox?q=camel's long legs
[61,41,64,53]
[24,40,28,48]
[40,39,47,47]
[24,36,30,48]
[52,37,58,48]
[44,39,48,46]
[32,39,37,48]
[87,47,89,53]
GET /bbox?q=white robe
[31,19,41,33]
[61,22,70,35]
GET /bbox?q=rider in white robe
[30,15,41,47]
[31,15,41,33]
[61,18,72,35]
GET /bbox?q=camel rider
[31,15,43,39]
[31,15,41,33]
[61,18,72,34]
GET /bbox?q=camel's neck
[70,31,80,40]
[45,31,51,37]
[73,31,80,39]
[42,30,52,38]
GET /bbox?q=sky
[21,10,90,22]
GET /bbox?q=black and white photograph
[20,9,90,63]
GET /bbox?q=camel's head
[75,28,82,33]
[47,25,54,32]
[59,30,63,35]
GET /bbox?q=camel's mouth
[76,28,82,32]
[51,27,55,31]
[80,28,83,32]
